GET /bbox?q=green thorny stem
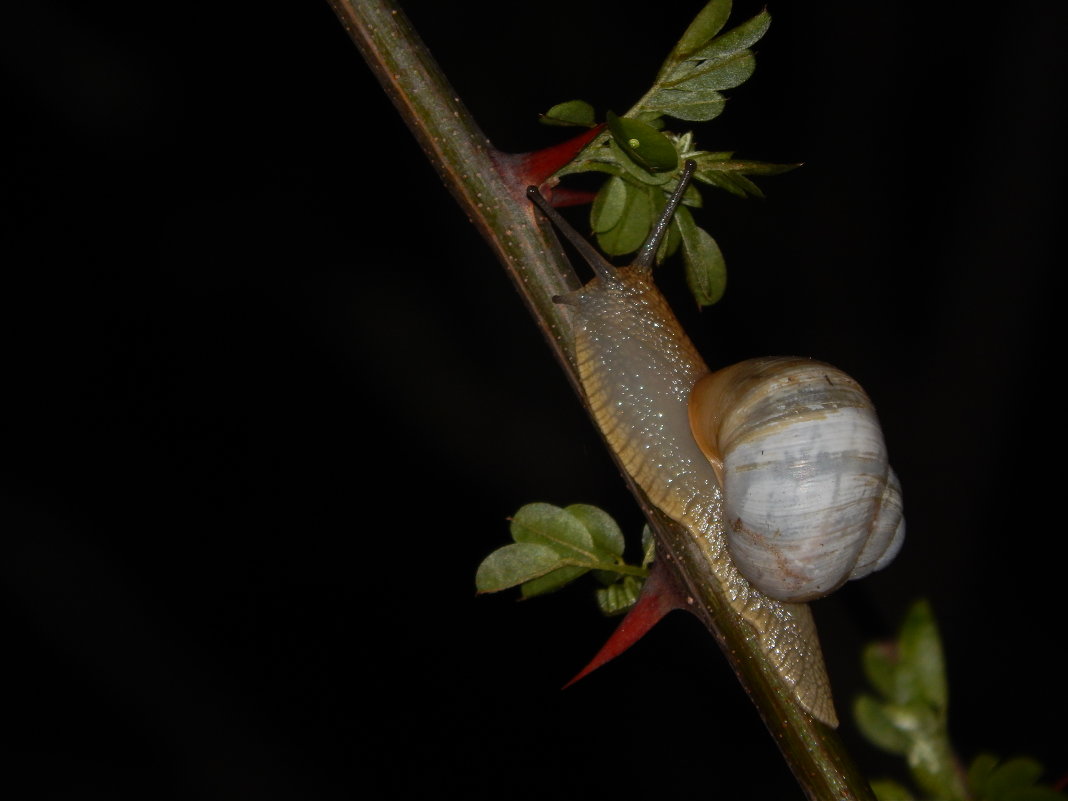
[326,1,877,799]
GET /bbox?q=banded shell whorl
[689,356,905,602]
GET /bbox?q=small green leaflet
[596,576,643,616]
[605,112,678,173]
[692,151,799,199]
[590,175,628,234]
[670,0,733,59]
[675,205,726,305]
[596,525,656,616]
[540,99,596,127]
[591,179,655,256]
[475,503,648,604]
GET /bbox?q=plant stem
[326,2,876,799]
[582,562,649,578]
[325,0,581,389]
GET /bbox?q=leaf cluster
[855,601,1066,801]
[540,0,796,306]
[474,503,651,616]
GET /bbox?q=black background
[3,2,1066,799]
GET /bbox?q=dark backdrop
[3,2,1065,799]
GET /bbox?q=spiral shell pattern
[689,356,905,601]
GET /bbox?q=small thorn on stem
[563,558,687,689]
[500,123,607,188]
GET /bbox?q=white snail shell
[689,356,905,602]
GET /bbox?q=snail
[526,159,904,727]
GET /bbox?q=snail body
[526,160,903,727]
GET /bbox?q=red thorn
[563,558,687,689]
[495,123,607,197]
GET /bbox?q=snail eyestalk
[526,185,621,285]
[632,158,697,271]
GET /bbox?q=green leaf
[699,156,799,176]
[511,502,596,558]
[970,753,1002,794]
[520,564,590,599]
[607,137,676,186]
[853,695,911,756]
[475,542,570,593]
[700,171,765,198]
[869,779,916,801]
[596,575,644,616]
[692,152,798,199]
[595,181,655,256]
[898,600,947,715]
[675,205,726,305]
[605,112,679,173]
[984,757,1045,799]
[590,176,628,234]
[672,0,733,60]
[565,503,625,558]
[540,99,596,127]
[642,88,726,122]
[666,50,756,92]
[861,641,901,702]
[687,9,770,64]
